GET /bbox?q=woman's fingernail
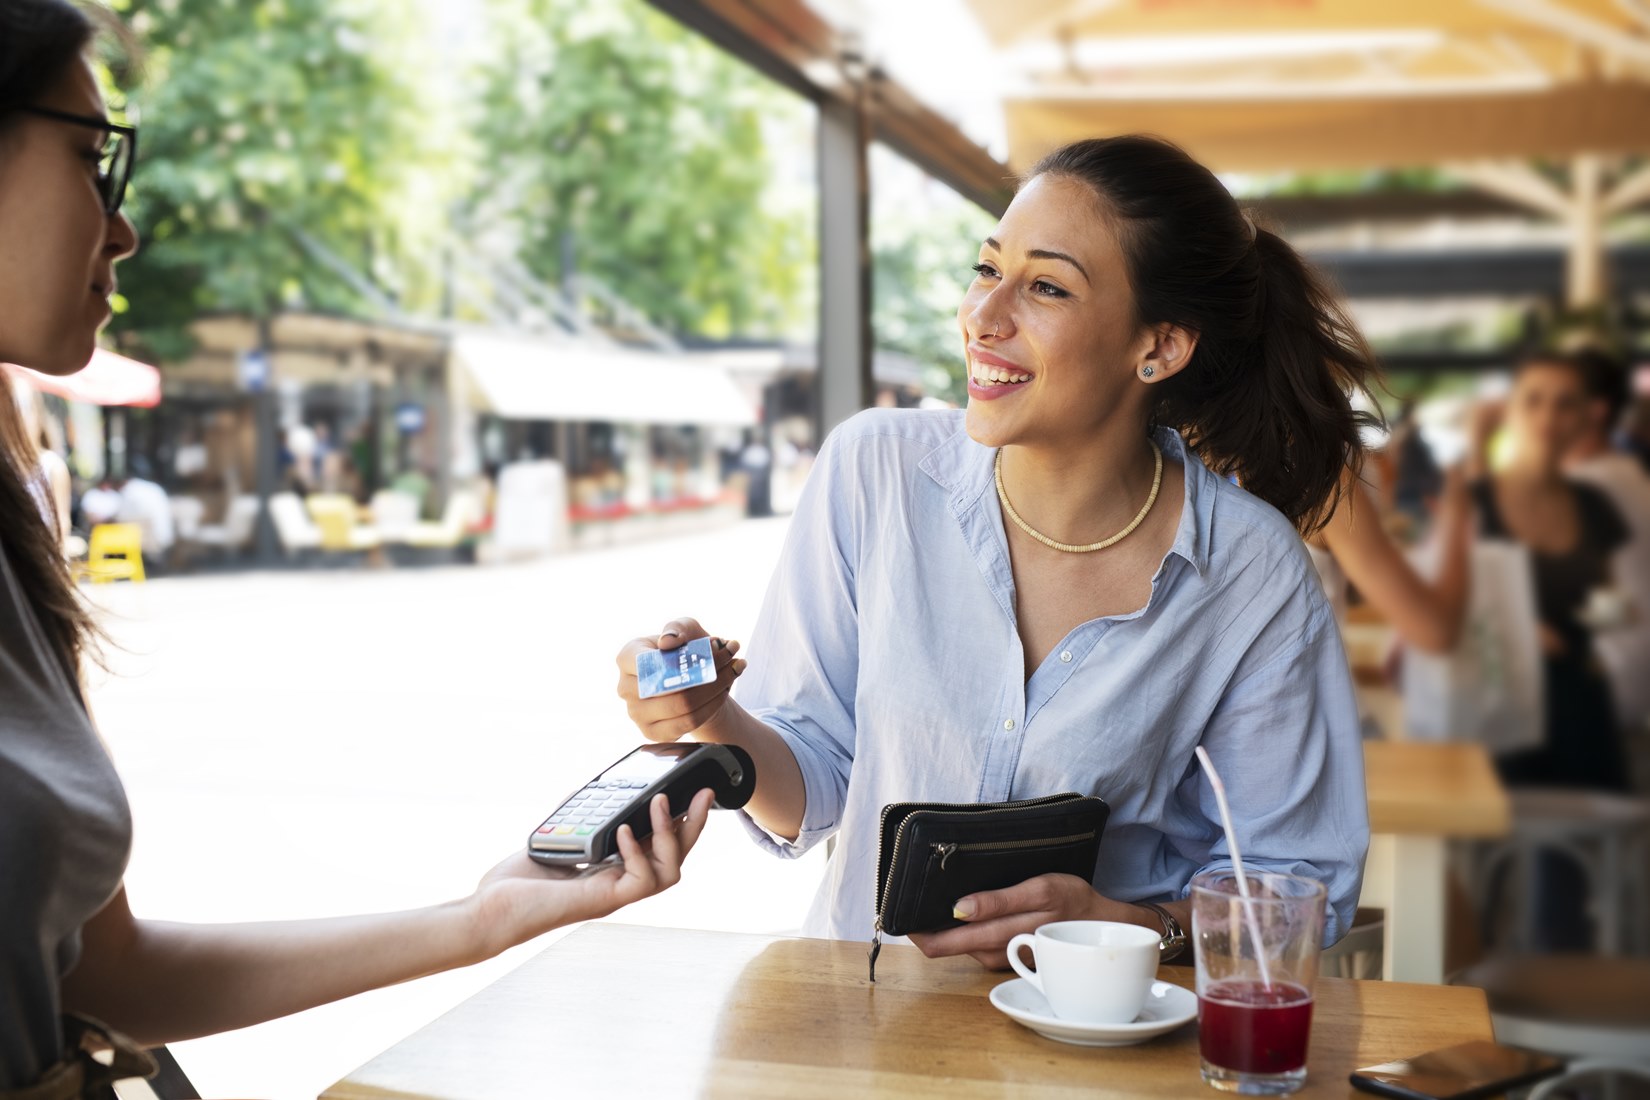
[953,899,977,919]
[661,628,681,640]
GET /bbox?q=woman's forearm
[1322,477,1469,653]
[697,698,807,841]
[63,892,488,1045]
[1426,475,1474,649]
[67,795,712,1046]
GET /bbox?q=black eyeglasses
[19,104,138,215]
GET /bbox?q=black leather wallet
[868,792,1109,980]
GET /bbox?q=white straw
[1195,746,1274,991]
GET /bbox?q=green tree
[468,0,812,340]
[872,161,996,404]
[107,0,445,360]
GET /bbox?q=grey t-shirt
[0,543,131,1088]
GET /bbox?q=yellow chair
[86,522,145,583]
[305,494,381,552]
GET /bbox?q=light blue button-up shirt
[735,409,1368,945]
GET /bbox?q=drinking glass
[1191,871,1326,1096]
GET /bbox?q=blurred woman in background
[1564,347,1650,790]
[1479,355,1631,792]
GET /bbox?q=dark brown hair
[1567,346,1632,428]
[1029,136,1382,534]
[0,0,101,682]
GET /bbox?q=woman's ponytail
[1030,137,1382,534]
[1170,227,1379,533]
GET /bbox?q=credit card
[635,636,718,699]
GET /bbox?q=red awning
[4,349,161,408]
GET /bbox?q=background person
[0,4,711,1090]
[79,474,121,527]
[113,455,173,563]
[1476,355,1631,793]
[1563,347,1650,788]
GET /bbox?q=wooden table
[323,923,1494,1100]
[1359,684,1512,984]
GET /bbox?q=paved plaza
[85,517,827,1099]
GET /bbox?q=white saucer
[989,979,1198,1047]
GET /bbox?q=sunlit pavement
[85,516,827,1100]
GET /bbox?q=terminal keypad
[537,779,652,836]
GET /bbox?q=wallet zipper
[869,792,1084,982]
[931,830,1097,871]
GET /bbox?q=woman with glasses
[0,3,712,1093]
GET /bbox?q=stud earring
[1141,365,1156,379]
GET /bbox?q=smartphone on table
[1350,1040,1564,1100]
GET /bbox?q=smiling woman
[615,134,1379,970]
[963,140,1380,537]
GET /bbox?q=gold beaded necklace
[994,440,1164,554]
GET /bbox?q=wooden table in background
[322,923,1495,1100]
[1359,685,1512,984]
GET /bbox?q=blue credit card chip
[635,637,718,699]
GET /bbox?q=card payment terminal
[527,742,756,867]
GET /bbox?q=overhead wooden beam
[1015,73,1552,101]
[644,0,1012,214]
[871,73,1014,215]
[1605,160,1650,215]
[1619,0,1650,31]
[1005,79,1650,173]
[971,0,1561,40]
[1569,154,1607,306]
[1473,0,1650,68]
[643,0,846,101]
[1002,0,1122,48]
[1447,160,1574,218]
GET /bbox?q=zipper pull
[934,841,957,872]
[868,918,883,983]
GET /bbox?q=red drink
[1198,980,1314,1075]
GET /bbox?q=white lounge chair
[369,489,421,543]
[268,492,323,557]
[194,494,260,555]
[407,489,482,549]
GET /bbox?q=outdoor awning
[966,0,1650,173]
[4,349,162,407]
[1003,80,1650,174]
[453,332,757,427]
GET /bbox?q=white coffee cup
[1006,920,1163,1024]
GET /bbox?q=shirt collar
[918,420,1216,577]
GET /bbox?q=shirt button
[1060,651,1073,663]
[1003,719,1016,731]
